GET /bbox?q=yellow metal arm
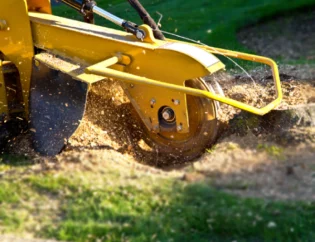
[86,51,282,116]
[202,45,282,100]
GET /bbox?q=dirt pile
[4,62,314,201]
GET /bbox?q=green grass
[257,144,285,160]
[52,0,315,53]
[0,166,314,242]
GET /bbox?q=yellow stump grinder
[0,0,282,160]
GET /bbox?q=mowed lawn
[0,157,315,242]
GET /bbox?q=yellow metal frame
[0,0,50,119]
[0,0,36,116]
[28,12,282,122]
[1,2,282,135]
[27,0,52,14]
[204,46,282,115]
[86,49,282,116]
[27,8,281,119]
[29,12,224,133]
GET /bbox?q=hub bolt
[161,107,175,122]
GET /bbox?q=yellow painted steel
[34,52,106,84]
[0,0,35,117]
[86,51,282,116]
[29,12,224,132]
[0,0,282,139]
[27,0,52,13]
[0,61,9,116]
[196,45,282,98]
[170,41,283,115]
[29,11,282,131]
[205,46,283,115]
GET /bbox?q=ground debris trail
[5,62,315,201]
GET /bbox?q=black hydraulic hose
[127,0,165,40]
[58,0,159,40]
[59,0,95,23]
[59,0,82,11]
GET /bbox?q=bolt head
[162,111,171,120]
[161,107,175,122]
[177,124,183,131]
[173,99,180,105]
[136,30,145,40]
[150,98,156,106]
[0,20,7,31]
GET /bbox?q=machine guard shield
[30,59,88,156]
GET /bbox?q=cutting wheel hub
[136,78,220,162]
[160,106,176,123]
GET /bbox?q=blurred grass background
[53,0,315,52]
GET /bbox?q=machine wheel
[139,78,219,162]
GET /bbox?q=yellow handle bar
[86,49,282,116]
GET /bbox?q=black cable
[127,0,165,40]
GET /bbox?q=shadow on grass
[0,154,33,168]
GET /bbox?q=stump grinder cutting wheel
[0,0,282,160]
